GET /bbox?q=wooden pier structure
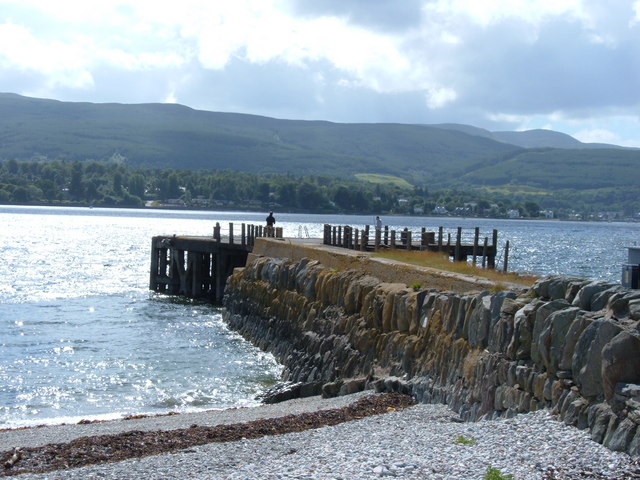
[150,221,506,304]
[149,223,282,304]
[323,224,504,269]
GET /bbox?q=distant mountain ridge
[431,123,627,150]
[1,92,639,195]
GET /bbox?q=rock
[572,319,623,399]
[508,301,536,359]
[531,299,570,366]
[601,331,640,402]
[537,307,580,375]
[558,314,592,371]
[605,418,638,452]
[572,281,618,311]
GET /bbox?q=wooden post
[332,226,337,245]
[343,226,350,249]
[374,228,381,250]
[488,229,498,269]
[384,225,389,245]
[337,225,343,247]
[482,237,488,268]
[406,230,412,250]
[455,227,462,261]
[324,224,331,244]
[229,223,234,244]
[149,238,159,291]
[503,240,510,273]
[472,227,479,266]
[354,228,360,250]
[213,222,221,241]
[241,223,246,246]
[438,227,443,251]
[360,231,367,251]
[390,230,396,249]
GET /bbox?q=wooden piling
[472,227,479,266]
[503,240,510,273]
[455,227,462,261]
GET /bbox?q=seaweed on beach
[1,393,415,477]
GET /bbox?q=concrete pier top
[249,237,526,294]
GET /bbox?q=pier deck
[150,223,505,304]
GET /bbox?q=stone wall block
[572,281,617,311]
[572,319,623,399]
[630,298,640,321]
[629,426,640,457]
[558,314,591,371]
[533,373,547,401]
[393,291,412,333]
[606,291,640,319]
[605,418,638,452]
[468,293,492,349]
[538,307,580,375]
[565,280,590,304]
[531,299,570,366]
[590,286,624,312]
[601,330,640,402]
[533,275,584,300]
[507,300,541,360]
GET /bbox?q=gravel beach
[2,392,638,480]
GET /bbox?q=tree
[68,162,84,200]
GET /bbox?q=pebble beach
[2,392,638,480]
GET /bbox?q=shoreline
[2,392,638,480]
[0,392,372,450]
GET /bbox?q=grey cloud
[424,16,640,117]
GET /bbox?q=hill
[1,93,640,200]
[0,93,516,185]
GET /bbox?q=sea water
[1,206,638,428]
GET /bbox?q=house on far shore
[507,209,521,219]
[433,205,448,215]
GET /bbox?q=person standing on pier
[375,215,383,231]
[266,211,276,237]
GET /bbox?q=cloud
[0,0,638,146]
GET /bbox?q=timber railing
[211,221,284,246]
[323,224,509,270]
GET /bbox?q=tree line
[0,159,631,220]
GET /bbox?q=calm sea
[1,206,638,428]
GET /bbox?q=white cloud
[574,128,622,144]
[0,0,637,146]
[425,87,457,109]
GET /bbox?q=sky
[0,0,639,146]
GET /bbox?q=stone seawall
[222,239,640,456]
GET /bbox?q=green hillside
[461,148,640,189]
[1,92,640,207]
[0,93,514,184]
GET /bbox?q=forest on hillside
[1,159,638,221]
